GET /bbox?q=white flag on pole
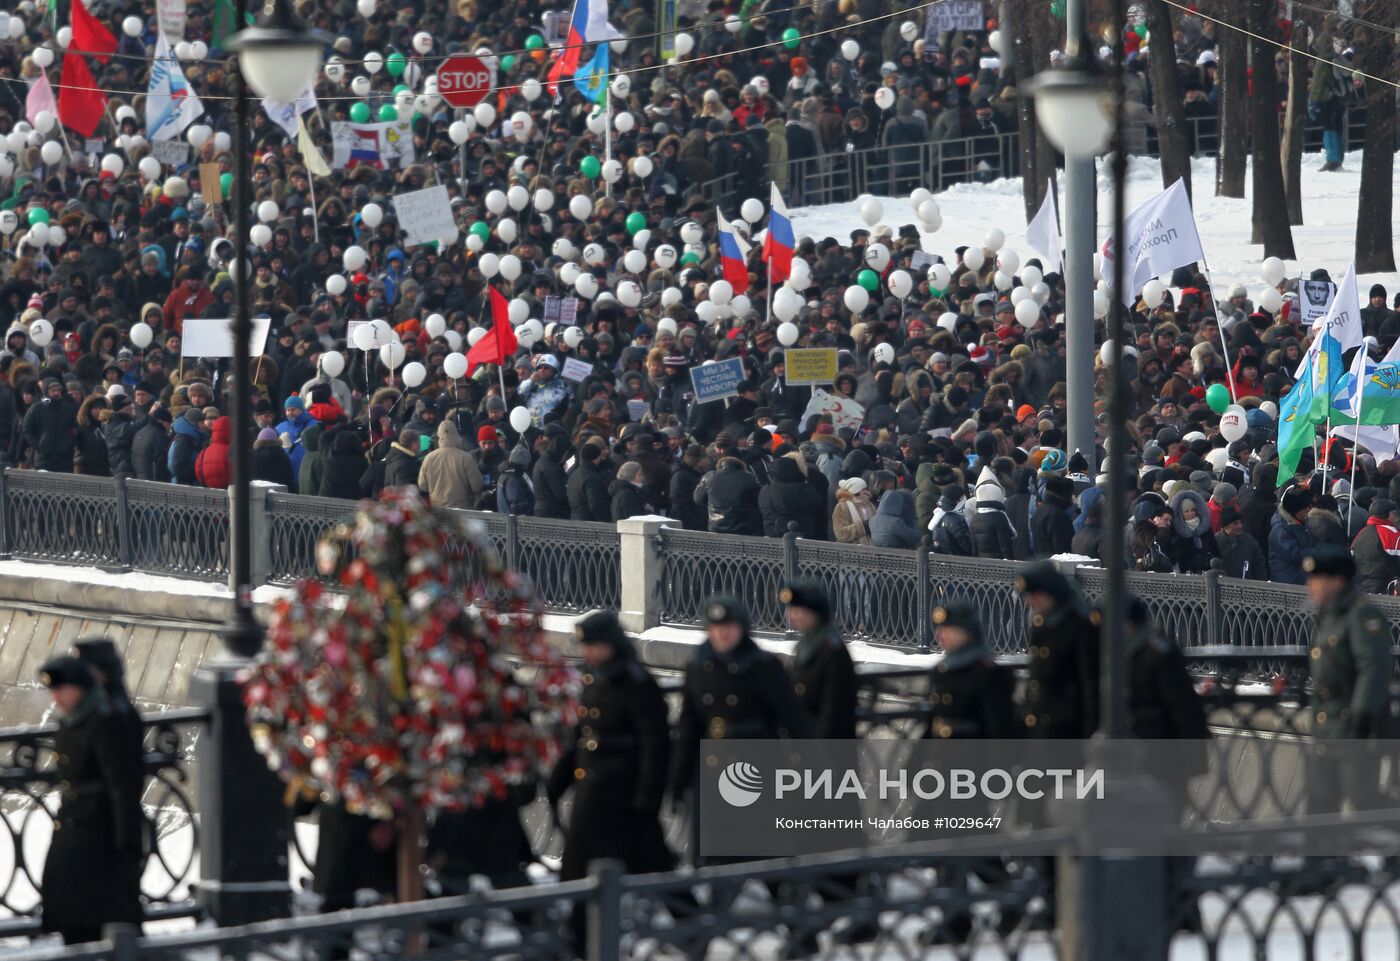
[262,87,318,140]
[1099,178,1204,306]
[1331,424,1400,464]
[1025,177,1062,272]
[147,32,203,141]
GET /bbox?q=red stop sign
[437,55,495,108]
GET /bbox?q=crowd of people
[0,0,1393,597]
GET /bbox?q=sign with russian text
[690,357,746,404]
[785,348,838,386]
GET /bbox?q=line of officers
[29,544,1387,946]
[550,544,1392,893]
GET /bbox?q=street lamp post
[190,0,327,926]
[1027,5,1174,957]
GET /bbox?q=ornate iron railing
[0,470,123,568]
[656,527,789,633]
[123,482,228,581]
[266,491,356,584]
[514,516,621,614]
[0,709,207,938]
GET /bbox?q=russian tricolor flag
[547,0,622,93]
[761,183,794,284]
[717,208,751,294]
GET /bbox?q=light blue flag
[574,44,609,104]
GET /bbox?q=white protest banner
[331,120,416,170]
[150,138,189,167]
[181,317,272,358]
[157,0,186,41]
[627,399,649,422]
[927,0,984,34]
[1099,178,1204,306]
[391,185,455,246]
[800,388,865,433]
[910,251,939,273]
[561,357,594,383]
[1298,274,1337,326]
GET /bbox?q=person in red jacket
[161,267,213,336]
[195,415,232,488]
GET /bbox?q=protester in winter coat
[1268,486,1317,585]
[609,461,650,521]
[132,407,172,482]
[298,423,325,498]
[697,456,762,535]
[316,429,366,499]
[913,462,941,532]
[1306,494,1348,548]
[275,395,314,487]
[1351,499,1400,595]
[832,477,876,545]
[167,409,204,485]
[1165,489,1218,573]
[1030,476,1076,559]
[382,429,423,491]
[102,395,140,479]
[531,435,571,518]
[930,484,974,556]
[497,443,536,515]
[567,440,611,522]
[418,421,484,510]
[667,445,709,531]
[194,416,232,489]
[251,427,294,487]
[758,455,823,539]
[1214,507,1266,580]
[1132,502,1176,573]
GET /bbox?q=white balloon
[33,46,53,68]
[622,249,647,274]
[481,190,505,216]
[569,194,593,220]
[962,247,985,271]
[187,124,212,149]
[214,132,231,152]
[509,407,532,433]
[989,29,1006,55]
[859,197,883,226]
[695,301,717,323]
[585,110,607,135]
[508,299,529,325]
[448,120,472,144]
[402,361,426,388]
[724,14,741,32]
[1219,406,1249,443]
[496,217,518,244]
[357,0,376,15]
[33,110,55,133]
[887,270,912,300]
[660,287,682,308]
[1032,283,1050,305]
[443,352,468,379]
[874,87,895,111]
[343,246,368,271]
[320,350,346,377]
[731,294,752,317]
[600,158,622,183]
[175,40,193,60]
[1010,285,1032,305]
[1260,256,1287,286]
[1259,286,1283,313]
[501,185,528,213]
[983,227,1006,252]
[360,202,383,228]
[255,200,278,223]
[510,111,533,140]
[928,264,953,293]
[674,32,694,56]
[865,243,890,272]
[1141,278,1166,306]
[740,198,764,223]
[1014,299,1041,329]
[843,286,869,313]
[474,101,496,128]
[477,252,500,278]
[777,322,799,346]
[491,255,517,283]
[46,224,65,245]
[326,275,348,296]
[122,14,142,35]
[772,287,802,322]
[56,26,71,48]
[709,279,734,305]
[841,39,859,60]
[1093,290,1109,319]
[993,271,1013,291]
[424,313,446,337]
[364,51,383,74]
[533,188,555,211]
[516,320,543,347]
[1020,264,1043,288]
[379,341,406,369]
[250,224,272,247]
[582,243,606,266]
[559,262,581,285]
[632,229,651,251]
[788,259,812,289]
[161,175,187,198]
[521,78,542,101]
[552,238,575,260]
[350,75,371,97]
[6,16,20,40]
[127,322,152,349]
[937,311,959,333]
[680,222,703,245]
[413,31,432,54]
[873,343,895,366]
[325,58,346,83]
[655,245,678,269]
[26,223,47,247]
[465,233,483,252]
[192,41,208,60]
[616,281,642,307]
[614,111,634,134]
[998,250,1021,275]
[575,273,598,298]
[0,156,12,180]
[631,155,653,179]
[39,141,61,165]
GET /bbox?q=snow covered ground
[790,150,1400,302]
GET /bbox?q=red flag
[70,0,116,63]
[466,286,520,374]
[58,54,107,137]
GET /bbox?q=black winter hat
[73,638,124,680]
[574,609,629,647]
[1015,561,1075,603]
[779,578,831,623]
[931,601,984,643]
[39,655,94,690]
[705,595,750,628]
[1302,544,1355,579]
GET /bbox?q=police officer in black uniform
[73,638,143,760]
[37,656,145,944]
[780,579,858,739]
[1016,562,1100,738]
[927,601,1017,740]
[1303,544,1391,813]
[548,611,674,949]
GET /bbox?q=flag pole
[603,88,612,200]
[1196,250,1237,401]
[1348,351,1366,507]
[765,257,772,325]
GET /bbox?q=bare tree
[1009,0,1056,221]
[1212,0,1247,197]
[1248,0,1295,257]
[1145,0,1191,196]
[1354,0,1397,272]
[1279,8,1313,225]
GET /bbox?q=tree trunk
[1214,0,1247,197]
[1010,0,1055,221]
[398,804,426,949]
[1145,0,1191,196]
[1279,11,1310,225]
[1354,0,1397,273]
[1248,0,1296,257]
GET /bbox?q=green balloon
[1133,22,1148,37]
[679,251,700,266]
[525,34,544,51]
[580,155,601,179]
[625,211,646,235]
[857,268,879,291]
[386,51,406,77]
[1206,382,1231,415]
[393,83,410,96]
[1049,0,1065,16]
[378,104,398,122]
[349,102,371,123]
[782,27,800,49]
[26,207,49,226]
[929,287,945,299]
[220,172,233,196]
[469,221,491,241]
[501,54,517,72]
